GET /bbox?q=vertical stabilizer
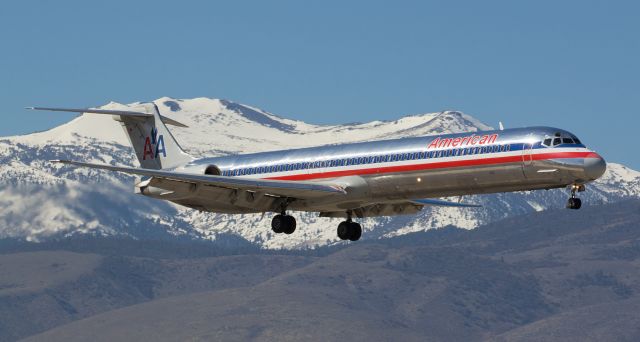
[116,103,192,169]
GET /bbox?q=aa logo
[143,127,166,160]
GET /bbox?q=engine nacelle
[204,165,221,176]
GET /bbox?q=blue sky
[1,0,638,168]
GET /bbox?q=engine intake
[204,165,221,176]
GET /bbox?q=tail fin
[28,103,193,169]
[116,103,192,169]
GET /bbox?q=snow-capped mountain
[1,97,638,248]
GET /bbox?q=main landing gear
[337,211,362,241]
[271,213,296,234]
[566,184,584,210]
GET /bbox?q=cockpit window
[545,132,583,147]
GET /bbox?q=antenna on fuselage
[499,122,505,130]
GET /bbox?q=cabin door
[521,143,534,178]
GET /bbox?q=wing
[320,198,480,218]
[51,160,346,199]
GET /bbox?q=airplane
[29,103,607,241]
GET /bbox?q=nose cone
[584,153,606,180]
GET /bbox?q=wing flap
[410,198,481,208]
[51,160,346,198]
[320,198,480,218]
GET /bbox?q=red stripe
[265,151,600,181]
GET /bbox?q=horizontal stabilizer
[50,160,347,198]
[410,198,481,208]
[27,106,188,128]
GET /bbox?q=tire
[348,222,362,241]
[566,198,582,210]
[573,198,582,210]
[283,215,297,234]
[337,221,350,240]
[271,215,284,233]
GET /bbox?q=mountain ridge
[1,97,638,248]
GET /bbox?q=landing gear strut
[337,211,362,241]
[271,212,296,234]
[566,184,584,210]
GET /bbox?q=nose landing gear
[566,184,584,210]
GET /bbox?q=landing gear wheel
[337,221,362,241]
[283,215,297,234]
[566,197,582,210]
[272,214,297,234]
[566,185,583,210]
[271,214,285,233]
[337,221,350,240]
[348,222,362,241]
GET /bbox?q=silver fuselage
[141,126,606,215]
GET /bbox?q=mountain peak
[2,97,637,248]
